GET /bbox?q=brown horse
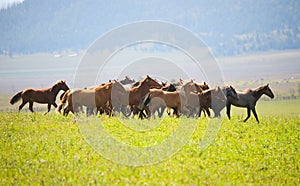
[145,82,176,118]
[128,75,162,118]
[94,82,114,115]
[149,88,181,117]
[226,84,274,123]
[10,80,69,114]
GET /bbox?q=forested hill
[1,0,300,56]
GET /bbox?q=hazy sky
[0,0,23,9]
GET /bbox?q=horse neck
[138,82,155,94]
[253,88,266,100]
[222,87,229,98]
[50,84,63,96]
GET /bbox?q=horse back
[22,88,53,103]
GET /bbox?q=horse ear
[204,82,207,85]
[267,83,269,86]
[230,85,233,89]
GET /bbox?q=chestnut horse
[147,82,177,118]
[128,75,162,118]
[149,88,181,117]
[226,84,274,123]
[10,80,69,114]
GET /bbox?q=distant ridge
[1,0,300,56]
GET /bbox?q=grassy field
[0,100,299,185]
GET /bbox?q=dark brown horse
[10,80,69,114]
[226,84,274,123]
[128,75,162,118]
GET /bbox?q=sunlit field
[0,100,299,185]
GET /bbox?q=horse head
[225,86,239,100]
[264,84,275,99]
[57,80,69,91]
[143,75,162,89]
[195,82,209,92]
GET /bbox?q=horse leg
[205,107,211,117]
[251,107,260,123]
[243,107,251,122]
[44,103,51,115]
[132,106,139,118]
[18,100,27,111]
[226,104,231,120]
[138,109,144,119]
[173,107,179,117]
[213,108,221,118]
[159,106,166,117]
[63,107,70,116]
[177,105,181,117]
[144,106,151,119]
[202,108,206,117]
[28,101,34,112]
[52,102,58,108]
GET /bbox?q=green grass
[229,99,300,117]
[0,100,299,185]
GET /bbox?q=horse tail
[56,90,70,113]
[10,91,23,105]
[138,93,150,110]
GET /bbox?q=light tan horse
[111,80,130,116]
[94,82,114,115]
[180,80,210,117]
[58,88,96,116]
[226,84,274,123]
[10,80,69,114]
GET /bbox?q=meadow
[0,99,299,185]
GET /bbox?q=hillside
[1,0,300,56]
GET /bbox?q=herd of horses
[9,75,275,123]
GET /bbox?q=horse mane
[253,85,266,97]
[50,80,63,92]
[136,76,154,88]
[244,88,253,93]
